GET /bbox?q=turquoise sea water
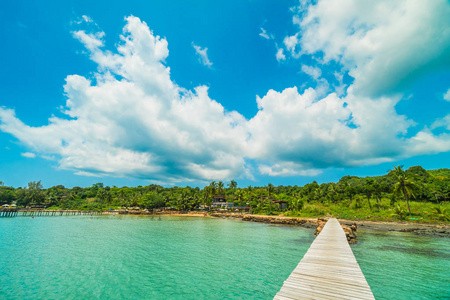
[354,230,450,300]
[0,215,449,299]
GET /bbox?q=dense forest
[1,166,449,222]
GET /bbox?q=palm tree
[391,165,418,216]
[392,204,406,220]
[328,183,339,204]
[228,180,237,190]
[26,181,45,206]
[343,183,356,207]
[97,189,112,209]
[266,183,275,198]
[362,182,373,210]
[372,181,383,210]
[130,191,140,207]
[217,181,224,195]
[46,189,59,207]
[68,191,77,201]
[117,189,126,207]
[177,189,193,211]
[209,181,217,195]
[434,206,449,221]
[202,187,213,211]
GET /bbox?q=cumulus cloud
[192,43,213,67]
[1,12,449,183]
[0,16,246,182]
[246,86,418,170]
[245,0,450,172]
[288,0,450,97]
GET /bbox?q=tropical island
[1,165,449,228]
[1,165,449,300]
[1,1,449,298]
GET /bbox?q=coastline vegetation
[1,165,449,223]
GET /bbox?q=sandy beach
[206,212,450,237]
[112,209,450,237]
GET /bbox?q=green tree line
[1,166,449,222]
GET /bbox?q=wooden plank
[287,273,371,288]
[285,274,375,292]
[280,282,373,300]
[283,279,375,299]
[274,218,375,300]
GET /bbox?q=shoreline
[16,209,450,237]
[339,218,450,237]
[194,211,450,237]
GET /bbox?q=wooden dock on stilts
[0,209,19,217]
[0,209,105,217]
[274,218,375,300]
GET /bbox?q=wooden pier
[0,209,19,217]
[274,218,375,300]
[0,209,105,217]
[21,210,104,217]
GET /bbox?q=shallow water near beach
[353,229,450,300]
[0,216,449,299]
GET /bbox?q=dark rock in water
[400,227,419,232]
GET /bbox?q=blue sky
[1,0,450,188]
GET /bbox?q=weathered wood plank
[274,218,375,300]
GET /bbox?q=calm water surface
[0,215,313,299]
[354,229,450,300]
[0,215,449,299]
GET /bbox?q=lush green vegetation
[1,166,449,223]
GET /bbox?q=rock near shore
[210,213,360,243]
[240,214,320,228]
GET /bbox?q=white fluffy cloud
[246,86,417,171]
[1,10,449,183]
[0,16,246,182]
[288,0,450,97]
[245,0,450,173]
